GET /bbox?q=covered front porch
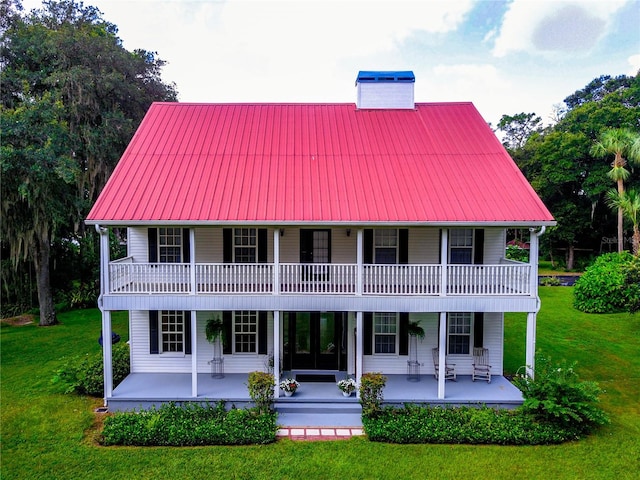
[107,372,524,415]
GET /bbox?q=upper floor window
[234,310,258,353]
[234,228,256,263]
[161,310,185,353]
[374,312,398,354]
[447,312,472,355]
[375,229,398,264]
[159,228,182,263]
[449,229,474,264]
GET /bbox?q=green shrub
[505,245,529,262]
[359,372,387,417]
[52,343,130,396]
[573,252,640,313]
[623,255,640,313]
[539,276,561,286]
[362,404,581,445]
[247,371,275,413]
[512,355,609,434]
[101,402,277,446]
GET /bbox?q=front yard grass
[2,289,639,480]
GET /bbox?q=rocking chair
[472,347,491,383]
[432,348,456,381]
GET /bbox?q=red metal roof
[86,102,554,225]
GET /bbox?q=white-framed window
[449,229,473,264]
[447,312,472,355]
[158,228,182,263]
[234,228,257,263]
[374,229,398,264]
[312,230,330,263]
[234,310,257,353]
[374,312,398,354]
[160,310,185,353]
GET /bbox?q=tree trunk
[566,245,575,271]
[33,232,58,326]
[633,226,640,257]
[618,177,624,253]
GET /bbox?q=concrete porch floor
[108,371,523,415]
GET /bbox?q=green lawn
[2,289,639,480]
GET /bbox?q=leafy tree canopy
[1,0,177,324]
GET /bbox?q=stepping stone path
[276,427,364,441]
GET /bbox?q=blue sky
[22,0,640,128]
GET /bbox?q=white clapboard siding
[409,228,440,264]
[194,228,222,263]
[128,227,149,262]
[484,228,506,264]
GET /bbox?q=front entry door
[284,312,346,370]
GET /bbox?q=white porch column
[438,311,447,399]
[526,312,537,379]
[356,311,363,398]
[273,230,280,295]
[440,229,448,296]
[356,229,363,296]
[101,310,113,404]
[273,310,280,398]
[96,225,113,406]
[529,227,540,295]
[190,228,196,294]
[191,310,198,397]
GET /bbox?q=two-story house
[86,71,555,413]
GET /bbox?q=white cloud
[628,54,640,75]
[492,0,628,57]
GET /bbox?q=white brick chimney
[355,71,415,109]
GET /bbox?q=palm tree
[591,128,640,252]
[606,189,640,256]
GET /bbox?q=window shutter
[223,229,233,263]
[182,229,191,263]
[148,228,158,262]
[363,230,373,264]
[258,229,268,263]
[149,311,159,354]
[399,312,409,355]
[258,311,268,354]
[399,229,409,264]
[222,311,232,354]
[474,313,484,348]
[184,311,192,354]
[363,312,373,355]
[474,229,484,265]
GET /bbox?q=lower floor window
[234,311,257,353]
[161,310,184,353]
[374,312,397,354]
[447,312,472,354]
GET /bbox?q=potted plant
[407,320,425,339]
[279,378,300,396]
[337,377,357,397]
[205,316,225,356]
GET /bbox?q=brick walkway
[276,427,365,441]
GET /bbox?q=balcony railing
[108,261,532,296]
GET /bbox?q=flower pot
[284,390,294,397]
[342,390,352,397]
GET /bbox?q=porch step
[275,400,362,415]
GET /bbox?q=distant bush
[102,402,277,446]
[540,276,562,286]
[52,343,130,396]
[573,252,640,313]
[513,355,608,433]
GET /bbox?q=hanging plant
[205,317,225,345]
[407,321,425,340]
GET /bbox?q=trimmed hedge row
[101,402,278,446]
[363,405,583,445]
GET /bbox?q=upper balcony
[108,258,532,297]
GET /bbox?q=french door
[283,312,346,370]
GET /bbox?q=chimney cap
[356,71,415,85]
